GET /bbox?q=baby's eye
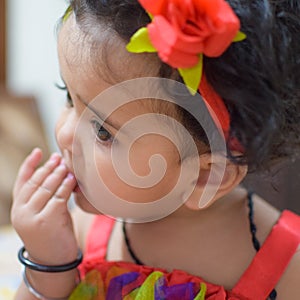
[55,83,74,107]
[65,90,74,108]
[91,120,113,143]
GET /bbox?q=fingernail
[30,148,41,158]
[49,153,60,162]
[67,173,75,180]
[31,148,40,155]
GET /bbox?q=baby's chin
[73,190,100,214]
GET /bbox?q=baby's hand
[11,148,78,265]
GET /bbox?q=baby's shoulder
[252,193,281,242]
[253,193,300,242]
[252,194,300,299]
[275,210,300,298]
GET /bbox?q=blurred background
[0,1,67,296]
[0,0,299,296]
[1,0,68,226]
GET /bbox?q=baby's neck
[125,186,248,250]
[120,186,251,286]
[160,186,247,224]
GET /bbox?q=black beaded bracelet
[18,246,83,273]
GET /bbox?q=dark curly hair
[66,0,300,171]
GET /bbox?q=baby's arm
[11,148,79,299]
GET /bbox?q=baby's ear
[183,152,248,210]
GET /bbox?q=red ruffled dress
[76,211,300,300]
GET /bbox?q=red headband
[199,73,230,138]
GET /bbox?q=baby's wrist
[24,267,80,299]
[18,245,83,299]
[18,246,83,273]
[21,244,79,267]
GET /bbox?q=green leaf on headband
[233,31,247,42]
[178,54,203,95]
[126,27,157,53]
[147,12,154,20]
[63,5,73,23]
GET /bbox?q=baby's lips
[73,182,81,193]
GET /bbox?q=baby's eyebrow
[58,74,122,131]
[76,94,121,131]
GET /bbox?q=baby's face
[55,16,200,221]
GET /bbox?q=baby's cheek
[73,192,99,213]
[95,151,180,204]
[79,146,186,221]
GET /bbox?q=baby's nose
[55,112,78,154]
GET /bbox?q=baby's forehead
[58,14,162,84]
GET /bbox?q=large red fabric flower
[140,0,240,68]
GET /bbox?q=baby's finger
[27,164,69,212]
[15,153,61,203]
[13,148,42,198]
[45,173,77,214]
[52,173,77,203]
